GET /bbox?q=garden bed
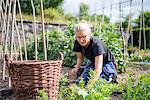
[0,63,149,100]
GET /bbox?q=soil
[0,60,149,100]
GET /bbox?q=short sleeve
[73,40,82,52]
[93,42,105,57]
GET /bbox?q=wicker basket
[5,53,63,100]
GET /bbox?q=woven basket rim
[10,60,62,65]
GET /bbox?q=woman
[72,22,117,86]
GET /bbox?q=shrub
[58,70,121,100]
[44,8,63,20]
[26,22,76,68]
[129,48,150,62]
[122,73,150,100]
[25,22,126,72]
[93,24,125,73]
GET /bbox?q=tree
[135,11,150,28]
[133,11,150,49]
[44,0,64,8]
[91,14,110,23]
[79,2,89,20]
[19,0,64,14]
[122,15,130,29]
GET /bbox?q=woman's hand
[71,65,79,74]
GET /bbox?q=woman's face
[75,30,91,47]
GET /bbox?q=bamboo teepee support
[3,0,12,80]
[15,21,23,61]
[31,0,38,60]
[10,0,16,60]
[17,0,27,60]
[40,0,47,60]
[142,0,146,49]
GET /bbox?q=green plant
[18,0,64,14]
[37,89,48,100]
[58,74,70,100]
[44,8,63,20]
[129,49,150,62]
[58,70,121,100]
[79,2,90,20]
[25,22,126,72]
[91,14,110,23]
[65,13,77,21]
[94,24,125,73]
[25,22,76,68]
[122,73,150,100]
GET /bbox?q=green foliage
[122,14,134,30]
[58,70,150,100]
[65,13,77,21]
[44,8,63,20]
[94,24,125,73]
[25,22,125,72]
[58,74,70,99]
[79,2,89,20]
[58,71,121,100]
[122,73,150,100]
[64,21,77,67]
[19,0,64,14]
[135,11,150,28]
[91,14,110,23]
[44,0,64,9]
[129,48,150,62]
[37,89,48,100]
[19,0,40,14]
[26,21,76,68]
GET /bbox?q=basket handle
[5,54,12,68]
[57,52,64,60]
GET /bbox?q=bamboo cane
[102,4,104,24]
[0,0,2,30]
[3,0,12,80]
[119,0,127,71]
[10,0,16,60]
[139,4,142,50]
[40,0,47,60]
[110,0,113,23]
[1,0,9,59]
[0,0,3,59]
[9,0,17,88]
[142,0,146,49]
[126,0,132,48]
[31,0,38,60]
[15,21,23,61]
[17,0,27,60]
[13,40,17,61]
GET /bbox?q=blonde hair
[74,21,91,33]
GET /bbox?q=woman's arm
[93,54,103,80]
[72,52,84,73]
[85,55,103,89]
[86,54,103,89]
[76,52,84,68]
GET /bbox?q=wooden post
[110,0,113,23]
[142,0,146,49]
[127,0,132,47]
[102,4,104,24]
